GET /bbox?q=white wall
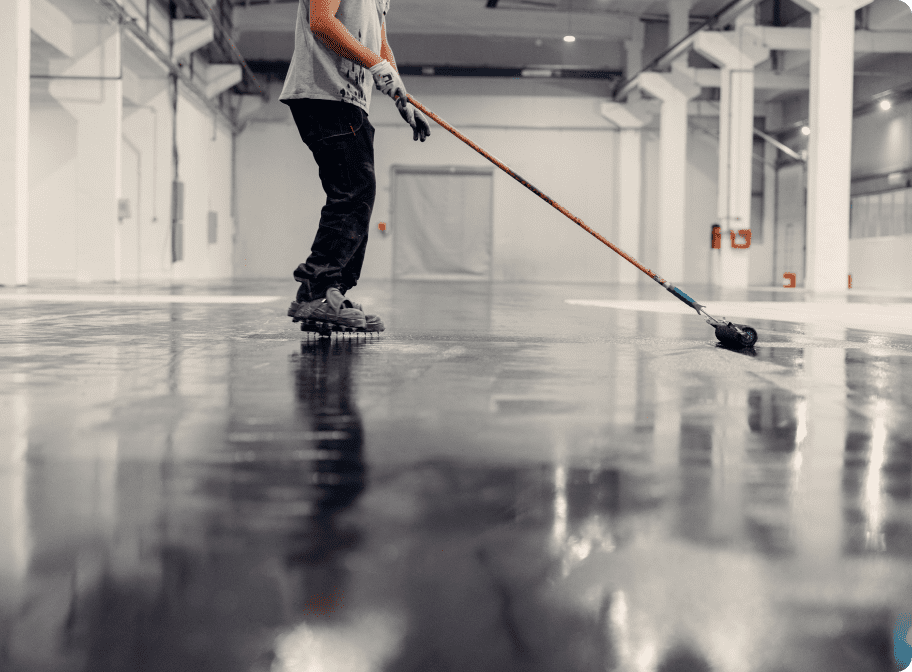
[171,90,235,281]
[683,125,719,286]
[29,90,78,279]
[236,78,728,286]
[121,89,174,282]
[848,97,912,290]
[236,83,621,284]
[851,235,912,290]
[28,79,234,283]
[234,109,316,281]
[852,97,912,178]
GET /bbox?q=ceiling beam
[233,2,635,40]
[747,26,912,53]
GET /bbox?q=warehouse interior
[2,0,912,670]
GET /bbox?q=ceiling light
[801,126,810,136]
[563,35,576,42]
[879,99,892,111]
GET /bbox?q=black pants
[286,98,377,303]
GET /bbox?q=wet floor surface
[1,280,911,672]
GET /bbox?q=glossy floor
[1,280,911,672]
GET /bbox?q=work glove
[400,106,431,142]
[370,59,408,109]
[370,60,431,142]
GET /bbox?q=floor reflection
[354,461,664,672]
[2,337,369,672]
[2,280,912,671]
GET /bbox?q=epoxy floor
[1,279,911,672]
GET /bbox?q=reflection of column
[859,400,888,552]
[0,380,31,610]
[796,323,846,561]
[797,0,873,291]
[0,0,29,285]
[613,311,639,427]
[638,73,700,283]
[652,316,682,473]
[694,20,769,288]
[5,344,119,670]
[709,388,748,541]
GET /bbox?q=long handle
[406,94,706,315]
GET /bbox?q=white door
[392,167,493,281]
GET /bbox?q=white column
[623,20,645,104]
[761,103,782,287]
[0,0,30,286]
[638,72,700,283]
[694,28,768,288]
[668,0,692,46]
[796,0,872,292]
[601,102,653,284]
[49,24,123,282]
[668,0,694,80]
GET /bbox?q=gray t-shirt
[280,0,390,112]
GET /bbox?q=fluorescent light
[563,35,576,42]
[801,126,810,136]
[879,99,892,111]
[521,68,553,77]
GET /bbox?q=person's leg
[338,115,375,294]
[288,100,376,304]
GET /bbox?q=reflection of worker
[282,0,431,330]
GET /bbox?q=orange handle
[406,94,666,285]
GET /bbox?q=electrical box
[118,198,131,221]
[208,211,218,244]
[172,181,184,262]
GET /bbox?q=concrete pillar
[668,0,693,78]
[623,20,645,104]
[759,105,781,287]
[638,72,700,283]
[694,27,768,288]
[601,102,653,284]
[794,0,872,292]
[49,24,124,282]
[668,0,692,46]
[0,0,30,286]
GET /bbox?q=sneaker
[290,288,366,330]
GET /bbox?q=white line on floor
[566,299,912,337]
[0,294,281,304]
